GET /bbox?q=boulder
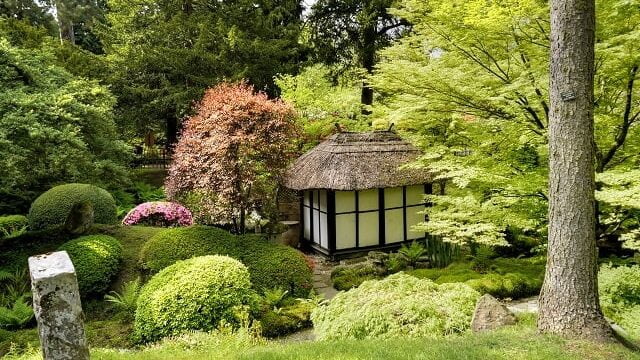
[471,294,517,332]
[64,202,94,235]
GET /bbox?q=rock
[278,221,300,248]
[471,294,517,332]
[29,251,89,360]
[64,202,94,235]
[339,257,367,266]
[415,261,430,269]
[367,251,389,264]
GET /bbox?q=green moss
[330,263,382,291]
[134,255,256,343]
[258,301,314,338]
[139,227,313,297]
[28,183,117,230]
[58,235,123,296]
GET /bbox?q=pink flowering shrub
[122,202,194,227]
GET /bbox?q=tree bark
[537,0,614,340]
[360,16,376,115]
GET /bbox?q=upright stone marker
[28,251,89,360]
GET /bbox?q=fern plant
[105,278,142,316]
[0,269,31,308]
[399,241,427,266]
[0,297,34,329]
[262,288,289,311]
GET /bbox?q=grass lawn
[77,322,640,360]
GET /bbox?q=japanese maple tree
[165,82,298,233]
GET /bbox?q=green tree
[0,39,130,214]
[101,0,306,146]
[308,0,406,112]
[370,0,640,251]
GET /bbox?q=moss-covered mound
[28,184,117,230]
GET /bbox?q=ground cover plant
[313,273,480,340]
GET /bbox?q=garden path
[310,255,339,300]
[507,296,539,314]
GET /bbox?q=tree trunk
[360,17,376,115]
[537,0,613,340]
[166,117,178,153]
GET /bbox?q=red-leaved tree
[165,82,299,233]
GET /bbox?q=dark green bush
[28,184,117,230]
[139,226,313,297]
[0,215,27,235]
[134,255,255,343]
[58,235,123,296]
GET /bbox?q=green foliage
[331,262,382,291]
[408,257,545,299]
[312,273,480,340]
[139,226,313,297]
[471,246,497,273]
[258,300,315,338]
[58,235,123,296]
[0,39,130,214]
[596,170,640,250]
[275,65,366,148]
[398,241,427,266]
[261,288,289,311]
[0,216,27,238]
[134,255,255,343]
[104,278,142,319]
[0,297,33,330]
[599,264,640,339]
[28,184,117,230]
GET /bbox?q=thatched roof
[284,131,432,191]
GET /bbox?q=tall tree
[308,0,405,112]
[537,0,613,340]
[102,0,306,147]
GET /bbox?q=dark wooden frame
[300,184,433,259]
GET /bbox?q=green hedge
[0,215,27,235]
[134,255,255,343]
[139,226,313,297]
[28,184,117,230]
[58,235,123,295]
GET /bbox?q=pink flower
[122,202,194,227]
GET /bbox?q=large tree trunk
[360,18,376,115]
[537,0,613,341]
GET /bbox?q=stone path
[310,255,339,300]
[506,296,539,314]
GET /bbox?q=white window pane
[303,206,311,240]
[336,214,356,249]
[385,208,404,243]
[319,190,327,212]
[359,189,378,211]
[406,185,425,206]
[303,191,311,206]
[407,206,426,240]
[320,213,328,248]
[336,191,356,213]
[384,187,403,208]
[313,209,320,244]
[359,212,379,247]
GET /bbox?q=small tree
[165,82,298,233]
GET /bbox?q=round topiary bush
[58,235,123,295]
[28,184,117,230]
[139,226,313,297]
[122,201,193,227]
[311,273,480,340]
[134,255,255,343]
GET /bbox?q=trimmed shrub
[139,226,313,297]
[331,262,382,291]
[259,301,314,338]
[465,273,541,299]
[0,215,28,235]
[311,273,480,340]
[58,235,123,295]
[122,202,193,227]
[134,255,255,343]
[28,184,117,230]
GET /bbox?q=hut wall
[303,190,329,249]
